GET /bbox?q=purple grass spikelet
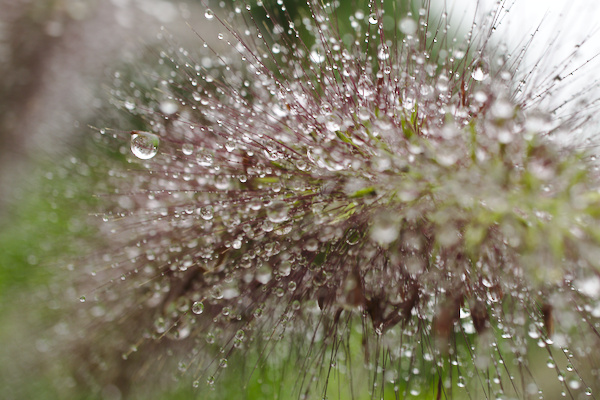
[75,0,600,398]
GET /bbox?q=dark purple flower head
[77,0,600,398]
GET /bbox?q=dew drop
[310,50,325,64]
[491,98,514,120]
[204,9,214,20]
[436,75,449,92]
[566,363,573,372]
[368,13,378,24]
[154,317,167,334]
[399,17,417,35]
[267,201,290,223]
[130,131,159,160]
[182,143,194,155]
[192,301,204,314]
[200,206,214,221]
[159,100,178,115]
[471,59,489,81]
[568,378,580,390]
[197,152,214,167]
[304,238,319,252]
[377,46,390,61]
[225,140,236,152]
[232,238,242,249]
[79,295,86,303]
[370,216,399,244]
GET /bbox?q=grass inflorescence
[71,0,600,398]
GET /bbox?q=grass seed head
[74,0,600,398]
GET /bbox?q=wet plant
[72,0,600,398]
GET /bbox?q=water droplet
[377,46,390,61]
[566,363,573,372]
[325,117,341,132]
[79,295,86,303]
[267,201,290,223]
[436,75,449,92]
[368,13,378,24]
[204,9,214,20]
[585,388,592,396]
[197,152,213,167]
[399,17,417,34]
[206,332,215,344]
[225,140,236,152]
[200,206,214,220]
[235,330,245,340]
[491,98,514,120]
[370,215,399,244]
[568,378,581,390]
[310,50,325,64]
[130,131,159,160]
[471,59,489,81]
[192,301,204,314]
[154,317,167,334]
[159,100,178,115]
[457,376,466,388]
[182,143,194,155]
[304,238,319,252]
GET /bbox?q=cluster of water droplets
[79,0,600,398]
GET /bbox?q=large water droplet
[204,9,214,20]
[309,50,325,64]
[159,100,178,115]
[471,59,489,81]
[370,215,399,244]
[131,131,159,160]
[182,143,194,155]
[267,201,289,223]
[199,206,214,220]
[568,378,581,390]
[399,17,417,35]
[192,301,204,314]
